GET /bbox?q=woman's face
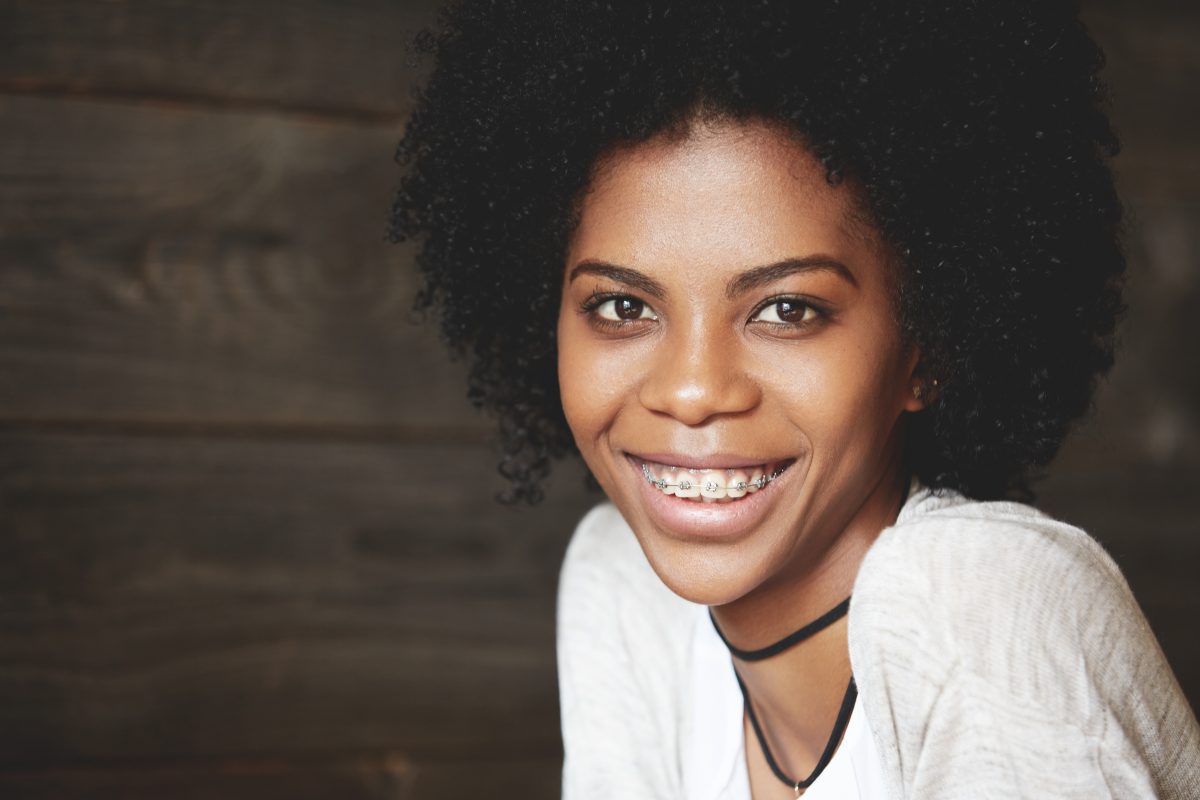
[557,118,927,607]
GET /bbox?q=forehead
[568,118,879,270]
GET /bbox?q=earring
[913,378,940,402]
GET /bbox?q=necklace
[708,597,856,797]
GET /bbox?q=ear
[901,344,939,413]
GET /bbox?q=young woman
[390,1,1200,797]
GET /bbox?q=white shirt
[683,601,889,799]
[557,477,1200,799]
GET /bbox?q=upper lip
[627,451,789,470]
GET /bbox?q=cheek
[556,317,634,447]
[756,333,903,433]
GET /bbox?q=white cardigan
[556,478,1200,799]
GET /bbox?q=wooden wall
[0,1,1196,797]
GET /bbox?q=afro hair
[389,0,1126,504]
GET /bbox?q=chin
[633,526,772,607]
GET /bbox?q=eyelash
[579,290,830,334]
[579,291,656,332]
[748,295,829,330]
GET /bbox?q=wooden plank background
[0,1,1197,797]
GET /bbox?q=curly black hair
[389,0,1126,505]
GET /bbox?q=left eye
[596,297,657,322]
[751,299,818,324]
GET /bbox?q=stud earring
[913,378,940,402]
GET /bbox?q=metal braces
[641,463,786,493]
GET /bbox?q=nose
[637,327,761,426]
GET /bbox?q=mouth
[634,455,796,502]
[622,452,801,541]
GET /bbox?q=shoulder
[556,500,696,665]
[854,487,1127,631]
[558,502,681,607]
[851,487,1134,682]
[556,502,698,798]
[849,486,1200,796]
[849,485,1161,730]
[559,501,643,580]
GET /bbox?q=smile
[640,459,792,502]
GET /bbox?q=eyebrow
[725,256,858,298]
[567,256,857,299]
[568,261,668,299]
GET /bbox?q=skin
[557,116,933,797]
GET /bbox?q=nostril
[638,368,760,425]
[635,332,761,424]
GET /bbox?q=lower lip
[626,454,794,541]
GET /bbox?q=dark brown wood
[0,0,444,120]
[0,430,599,768]
[0,94,480,429]
[0,429,1193,774]
[1,91,1194,431]
[0,756,562,800]
[1084,4,1200,152]
[0,755,416,800]
[0,1,1194,137]
[406,758,561,799]
[1083,7,1200,209]
[0,3,1196,798]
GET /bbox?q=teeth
[658,465,678,496]
[726,470,749,498]
[700,475,725,500]
[641,461,786,502]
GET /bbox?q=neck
[709,459,910,775]
[711,457,909,645]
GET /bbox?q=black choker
[708,597,851,661]
[708,597,855,796]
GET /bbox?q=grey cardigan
[557,479,1200,798]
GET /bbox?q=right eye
[594,296,658,322]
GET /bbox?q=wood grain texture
[405,758,561,798]
[0,94,480,429]
[1085,3,1200,150]
[1021,197,1200,477]
[0,1,1196,798]
[0,431,599,768]
[0,755,415,800]
[0,429,1192,775]
[0,756,561,800]
[1084,7,1200,207]
[0,0,443,119]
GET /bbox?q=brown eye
[595,296,657,322]
[752,299,818,325]
[776,300,806,322]
[615,298,644,320]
